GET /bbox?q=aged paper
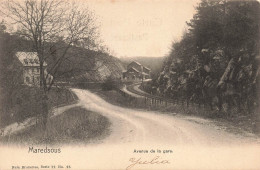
[0,0,260,169]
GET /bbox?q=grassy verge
[0,86,77,128]
[93,89,148,109]
[0,107,110,145]
[140,82,260,136]
[162,103,260,136]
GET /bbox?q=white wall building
[16,52,52,86]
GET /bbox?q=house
[127,61,143,72]
[143,66,151,79]
[15,52,52,86]
[123,61,151,81]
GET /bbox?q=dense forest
[150,0,260,116]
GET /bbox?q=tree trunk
[38,51,49,130]
[41,94,49,130]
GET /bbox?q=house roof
[143,66,151,71]
[128,67,140,73]
[130,61,142,66]
[16,52,47,67]
[128,61,151,70]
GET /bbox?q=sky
[85,0,200,58]
[0,0,200,58]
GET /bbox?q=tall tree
[1,0,99,127]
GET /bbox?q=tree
[1,0,99,128]
[158,0,259,114]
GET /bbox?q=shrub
[101,76,122,91]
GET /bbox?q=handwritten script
[126,156,170,170]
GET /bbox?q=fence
[116,85,175,110]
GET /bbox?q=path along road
[1,88,259,169]
[72,88,258,146]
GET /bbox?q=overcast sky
[86,0,199,58]
[0,0,200,58]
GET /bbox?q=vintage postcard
[0,0,260,169]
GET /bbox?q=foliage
[141,79,158,95]
[1,0,99,89]
[0,24,75,127]
[101,76,122,91]
[0,85,76,128]
[157,0,260,115]
[0,0,101,128]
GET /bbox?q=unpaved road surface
[72,88,258,146]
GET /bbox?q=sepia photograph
[0,0,259,169]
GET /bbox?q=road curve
[72,88,258,146]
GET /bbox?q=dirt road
[72,88,258,146]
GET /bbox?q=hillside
[47,46,125,82]
[155,0,259,117]
[0,30,125,83]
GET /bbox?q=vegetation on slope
[151,0,259,117]
[0,107,110,145]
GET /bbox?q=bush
[0,86,77,128]
[141,79,158,95]
[101,76,122,91]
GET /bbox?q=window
[26,77,30,83]
[24,59,28,64]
